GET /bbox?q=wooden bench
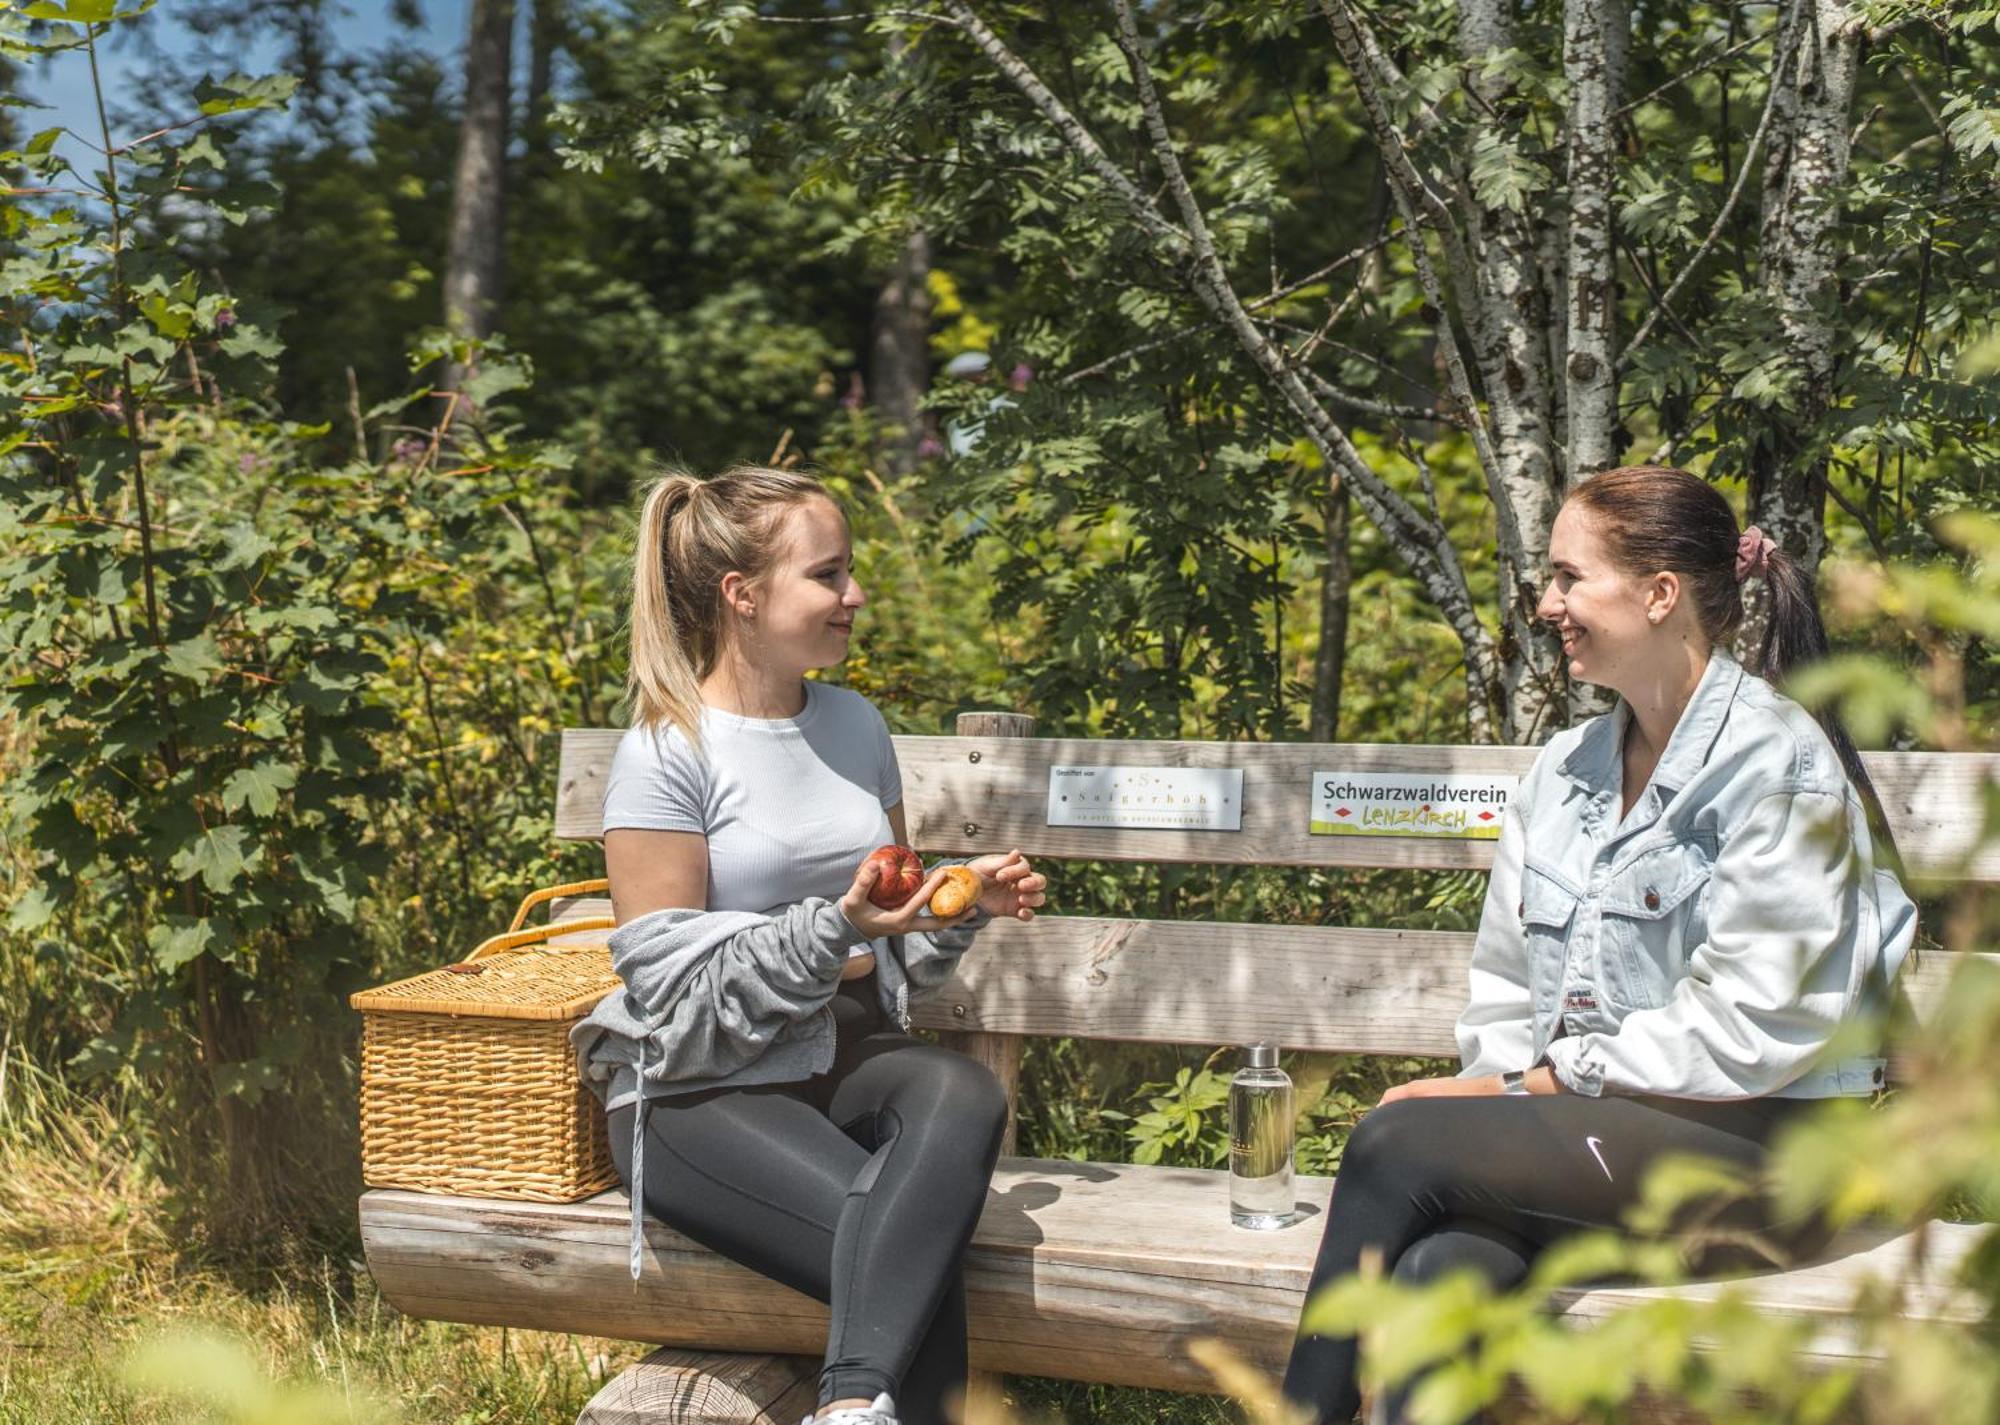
[359,712,1998,1421]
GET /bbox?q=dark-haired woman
[574,466,1048,1425]
[1281,465,1917,1424]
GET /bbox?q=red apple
[863,844,924,909]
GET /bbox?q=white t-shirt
[600,681,904,953]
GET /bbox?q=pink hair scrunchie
[1735,526,1777,583]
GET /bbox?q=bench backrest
[551,715,1995,1119]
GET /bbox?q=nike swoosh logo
[1585,1136,1614,1181]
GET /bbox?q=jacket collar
[1557,648,1744,795]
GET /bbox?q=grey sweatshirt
[569,871,988,1278]
[571,887,987,1113]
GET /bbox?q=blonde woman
[574,467,1047,1425]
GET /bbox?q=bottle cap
[1245,1043,1279,1069]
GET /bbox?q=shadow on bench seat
[358,1157,1986,1396]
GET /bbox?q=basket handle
[458,877,616,963]
[463,915,618,962]
[506,877,611,933]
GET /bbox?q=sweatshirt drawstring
[629,1038,649,1282]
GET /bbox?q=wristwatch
[1499,1069,1532,1096]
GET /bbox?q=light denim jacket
[1457,649,1918,1100]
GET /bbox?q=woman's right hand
[839,859,979,940]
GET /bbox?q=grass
[0,1040,643,1425]
[0,1040,1249,1424]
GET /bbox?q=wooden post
[938,710,1034,1154]
[939,710,1033,1425]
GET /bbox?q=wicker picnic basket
[351,879,622,1202]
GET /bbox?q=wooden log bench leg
[578,1350,819,1425]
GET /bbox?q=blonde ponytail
[628,475,709,749]
[625,464,834,750]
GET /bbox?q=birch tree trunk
[1557,0,1630,723]
[1744,0,1861,653]
[1454,0,1570,740]
[1560,0,1629,480]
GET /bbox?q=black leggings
[608,976,1007,1424]
[1281,1092,1827,1425]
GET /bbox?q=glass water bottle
[1229,1043,1295,1229]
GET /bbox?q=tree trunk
[1743,0,1859,657]
[442,0,516,395]
[280,0,339,138]
[1455,0,1566,743]
[526,0,562,157]
[1560,0,1629,481]
[1557,0,1630,726]
[1309,481,1351,742]
[870,230,933,478]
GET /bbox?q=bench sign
[1310,771,1517,840]
[1047,765,1244,832]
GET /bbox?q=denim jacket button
[1643,888,1661,910]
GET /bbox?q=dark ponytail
[1755,546,1898,866]
[1565,467,1899,870]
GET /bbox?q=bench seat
[359,1159,1986,1395]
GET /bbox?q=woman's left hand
[1378,1067,1562,1106]
[1378,1076,1498,1107]
[965,849,1048,922]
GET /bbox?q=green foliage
[1790,511,2000,752]
[0,7,623,1239]
[785,2,1408,738]
[1941,87,2000,167]
[1114,1063,1232,1167]
[796,408,1021,727]
[770,1,2000,738]
[79,0,1999,749]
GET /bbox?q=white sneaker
[805,1393,898,1425]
